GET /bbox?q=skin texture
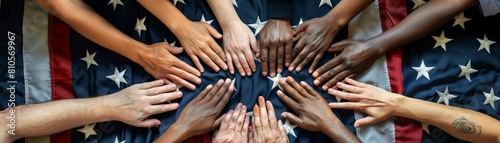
[0,80,181,142]
[313,0,478,90]
[250,96,289,143]
[207,0,259,76]
[155,79,235,143]
[329,78,500,142]
[35,0,201,90]
[277,77,361,143]
[138,0,228,73]
[213,103,250,143]
[258,19,294,77]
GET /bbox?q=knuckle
[298,54,305,59]
[260,57,267,62]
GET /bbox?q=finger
[165,74,196,91]
[212,113,226,131]
[211,78,232,104]
[206,24,223,39]
[174,59,202,77]
[231,52,245,76]
[137,80,164,90]
[236,104,247,131]
[195,84,213,101]
[336,81,363,94]
[249,126,254,143]
[229,104,242,130]
[225,51,235,74]
[237,51,252,76]
[209,40,228,68]
[190,55,204,73]
[327,89,363,101]
[280,112,301,126]
[289,38,306,71]
[313,62,344,88]
[308,52,324,74]
[249,34,259,53]
[323,70,350,91]
[286,76,310,97]
[135,118,161,128]
[294,23,308,35]
[215,83,235,109]
[312,57,342,78]
[164,44,183,54]
[278,78,302,100]
[276,90,300,111]
[220,110,233,131]
[277,120,287,137]
[171,67,201,84]
[242,114,250,134]
[257,96,270,130]
[277,45,284,73]
[253,104,262,132]
[202,79,224,102]
[328,102,367,111]
[345,77,369,88]
[355,116,379,128]
[260,43,269,76]
[199,52,221,72]
[300,81,322,97]
[268,45,277,77]
[328,40,350,52]
[285,39,293,67]
[294,45,313,72]
[148,103,180,115]
[244,47,257,73]
[266,101,278,130]
[147,91,183,104]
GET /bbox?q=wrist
[391,93,408,117]
[92,95,115,122]
[157,123,191,143]
[169,18,192,36]
[324,10,348,29]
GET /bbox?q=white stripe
[23,0,51,105]
[348,1,396,143]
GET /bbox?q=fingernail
[322,86,328,91]
[262,72,267,76]
[288,67,294,71]
[242,105,247,110]
[296,67,302,72]
[223,66,228,70]
[312,72,318,78]
[196,79,202,84]
[300,81,307,85]
[308,70,312,74]
[207,84,213,89]
[271,73,276,77]
[258,96,264,102]
[313,80,319,85]
[278,68,282,73]
[328,88,334,94]
[277,90,283,96]
[285,63,290,67]
[247,71,252,76]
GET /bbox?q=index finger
[209,40,228,70]
[278,78,302,101]
[175,59,202,77]
[260,42,269,76]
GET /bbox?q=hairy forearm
[35,0,148,63]
[207,0,241,29]
[395,96,500,142]
[0,97,109,142]
[369,0,478,55]
[323,119,361,143]
[137,0,190,34]
[326,0,374,28]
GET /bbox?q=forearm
[35,0,147,64]
[137,0,190,34]
[155,123,190,143]
[0,97,110,142]
[322,119,361,143]
[207,0,241,29]
[368,0,478,55]
[395,96,500,142]
[325,0,374,28]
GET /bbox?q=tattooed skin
[452,117,482,134]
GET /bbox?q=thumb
[294,23,308,35]
[135,118,161,128]
[354,116,379,128]
[281,112,301,126]
[164,45,184,54]
[206,24,222,39]
[210,113,226,130]
[328,40,352,52]
[249,35,259,53]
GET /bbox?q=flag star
[114,136,126,143]
[483,88,500,110]
[422,123,430,134]
[458,60,477,82]
[106,68,128,88]
[164,38,176,46]
[172,0,185,5]
[477,34,496,54]
[247,111,254,117]
[108,0,124,11]
[135,17,147,37]
[292,18,304,29]
[412,0,426,10]
[248,16,267,35]
[200,14,214,25]
[318,0,333,7]
[77,124,97,140]
[268,73,283,90]
[80,49,98,69]
[452,12,471,29]
[231,0,238,7]
[436,86,457,106]
[283,119,298,138]
[231,78,238,92]
[412,60,435,80]
[432,31,453,51]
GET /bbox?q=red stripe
[378,0,423,142]
[48,15,74,143]
[184,133,211,143]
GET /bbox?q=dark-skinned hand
[289,17,342,73]
[258,18,293,77]
[312,39,382,91]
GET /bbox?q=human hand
[137,42,201,90]
[258,19,293,77]
[213,103,250,143]
[175,21,228,72]
[289,16,342,73]
[328,78,401,127]
[106,80,182,128]
[222,21,258,76]
[250,96,288,143]
[312,39,382,91]
[277,77,340,132]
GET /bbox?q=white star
[114,136,126,143]
[164,38,176,46]
[483,88,500,110]
[108,0,124,11]
[436,87,457,106]
[283,119,297,138]
[412,60,435,80]
[200,14,214,25]
[135,17,147,37]
[432,31,453,51]
[248,16,267,36]
[231,78,238,92]
[452,12,471,29]
[268,73,283,90]
[80,49,98,69]
[231,0,238,7]
[292,18,304,29]
[77,124,97,140]
[458,60,477,82]
[106,68,128,88]
[412,0,426,10]
[172,0,185,5]
[247,111,254,117]
[422,123,430,135]
[477,34,496,54]
[318,0,333,7]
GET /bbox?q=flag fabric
[403,1,500,143]
[0,0,420,142]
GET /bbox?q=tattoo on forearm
[452,117,481,134]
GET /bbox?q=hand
[106,80,182,128]
[213,103,250,143]
[328,78,401,127]
[289,17,342,73]
[175,21,228,72]
[277,77,339,132]
[222,21,258,76]
[258,19,293,77]
[250,96,288,143]
[312,40,382,91]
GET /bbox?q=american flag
[1,0,423,142]
[403,1,500,143]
